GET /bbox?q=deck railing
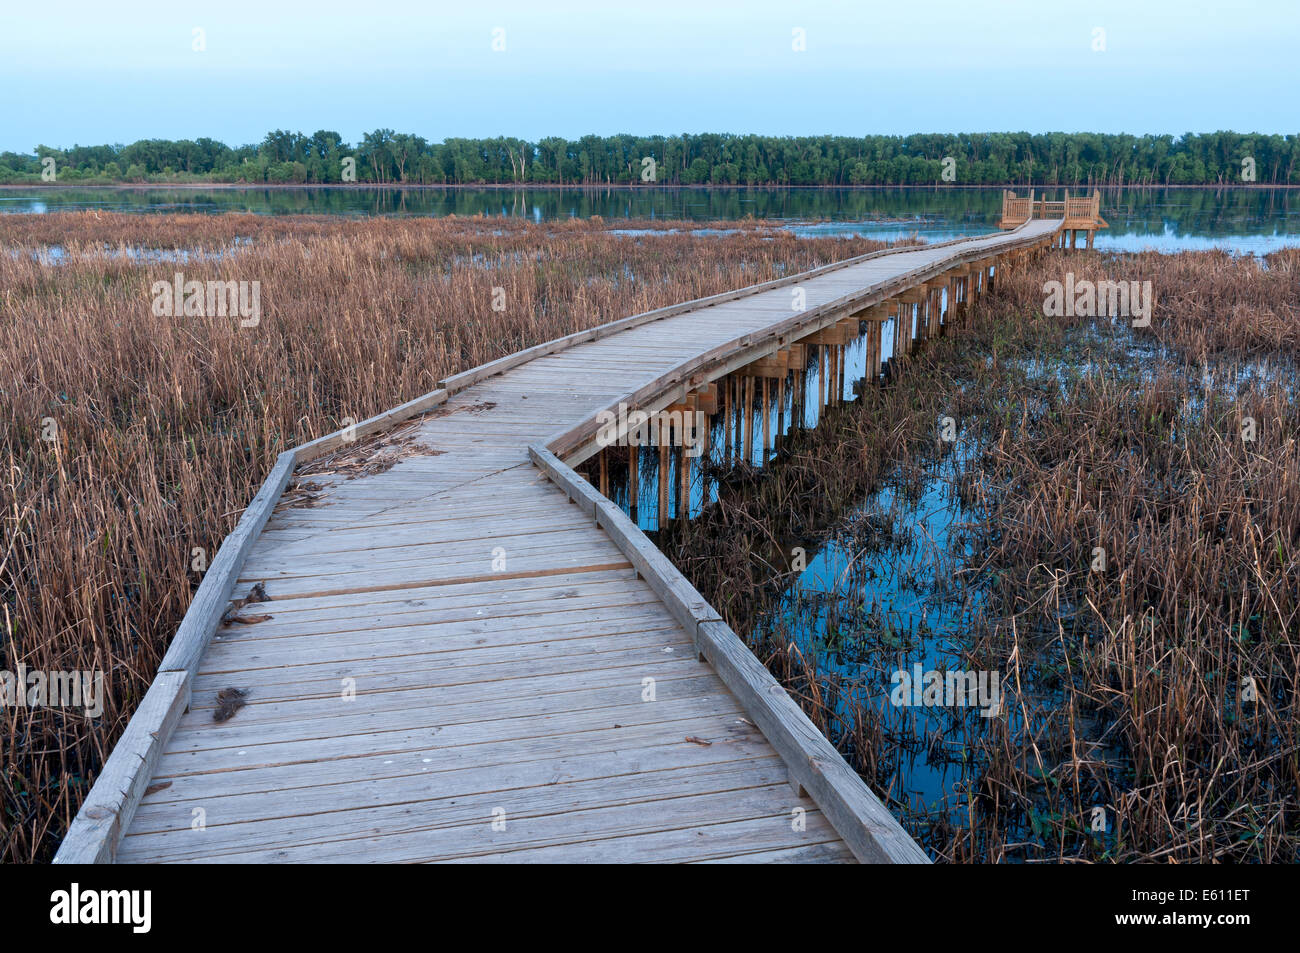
[1000,189,1101,227]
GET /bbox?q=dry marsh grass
[0,212,889,861]
[658,246,1300,862]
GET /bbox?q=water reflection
[2,186,1295,253]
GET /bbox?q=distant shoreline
[1,182,1296,192]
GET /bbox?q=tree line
[3,130,1297,187]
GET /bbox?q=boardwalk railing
[1000,190,1106,248]
[1000,189,1102,226]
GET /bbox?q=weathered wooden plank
[149,784,820,864]
[157,451,297,678]
[53,671,191,864]
[208,586,662,646]
[140,707,764,810]
[173,664,722,737]
[121,757,792,862]
[171,662,722,755]
[199,620,687,681]
[693,840,856,863]
[187,632,698,707]
[294,388,449,462]
[157,691,746,780]
[442,804,843,864]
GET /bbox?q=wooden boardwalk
[57,216,1065,865]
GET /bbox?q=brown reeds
[659,246,1300,862]
[0,212,890,861]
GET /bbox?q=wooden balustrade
[998,189,1108,248]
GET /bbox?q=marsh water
[4,185,1297,254]
[595,307,1001,829]
[588,300,1216,856]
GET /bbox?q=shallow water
[599,307,1286,855]
[4,185,1296,254]
[596,297,994,815]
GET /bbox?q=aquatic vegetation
[0,212,888,861]
[653,246,1300,862]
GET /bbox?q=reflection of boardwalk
[60,218,1063,864]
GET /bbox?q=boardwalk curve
[57,217,1064,864]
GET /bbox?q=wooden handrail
[1001,189,1104,228]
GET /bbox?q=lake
[2,186,1296,254]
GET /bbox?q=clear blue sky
[2,0,1296,151]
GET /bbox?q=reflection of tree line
[11,187,1297,237]
[8,131,1300,186]
[1103,188,1299,237]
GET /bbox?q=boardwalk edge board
[436,222,1034,396]
[546,223,1050,463]
[52,671,191,864]
[527,444,928,864]
[55,391,451,863]
[56,221,1060,865]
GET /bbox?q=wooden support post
[828,345,837,404]
[831,345,840,405]
[599,447,608,498]
[733,375,742,464]
[721,373,731,465]
[735,375,744,463]
[658,440,668,527]
[700,416,710,506]
[628,444,638,510]
[893,307,902,361]
[743,375,753,463]
[819,345,828,414]
[867,319,876,378]
[679,438,689,520]
[777,373,785,444]
[761,376,770,457]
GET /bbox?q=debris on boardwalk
[298,419,443,481]
[274,478,327,511]
[213,688,249,723]
[221,582,273,626]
